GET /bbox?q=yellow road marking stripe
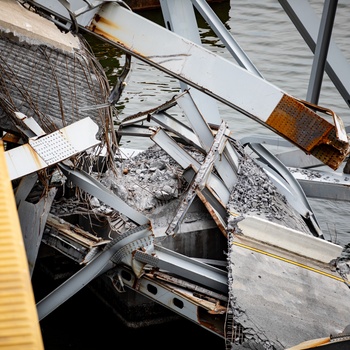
[232,241,344,282]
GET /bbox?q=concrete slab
[0,0,80,53]
[227,232,350,349]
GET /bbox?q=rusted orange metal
[267,94,349,170]
[89,11,349,171]
[2,132,20,144]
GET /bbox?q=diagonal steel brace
[165,121,229,236]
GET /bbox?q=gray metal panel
[289,167,350,201]
[18,188,56,276]
[151,127,201,170]
[151,111,202,150]
[145,244,228,293]
[59,163,150,226]
[14,173,38,207]
[274,148,323,168]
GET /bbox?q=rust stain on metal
[88,15,147,61]
[266,94,349,170]
[90,26,116,42]
[88,14,121,43]
[196,190,227,237]
[197,308,225,336]
[198,319,225,336]
[88,25,137,57]
[183,292,226,314]
[93,14,119,30]
[267,94,333,151]
[27,144,46,169]
[2,132,20,144]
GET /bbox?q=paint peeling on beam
[86,3,349,170]
[267,95,349,170]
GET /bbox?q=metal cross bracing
[10,97,231,336]
[12,0,350,345]
[26,0,350,200]
[25,0,349,170]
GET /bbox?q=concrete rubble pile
[226,145,312,234]
[2,2,350,349]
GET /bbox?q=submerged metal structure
[1,0,350,349]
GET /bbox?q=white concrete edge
[0,0,80,53]
[237,215,343,264]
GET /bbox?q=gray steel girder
[37,224,153,320]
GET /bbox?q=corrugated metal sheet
[0,140,44,350]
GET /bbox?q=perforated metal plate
[29,130,78,165]
[5,117,100,180]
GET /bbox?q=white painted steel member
[28,0,350,170]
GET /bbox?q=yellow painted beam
[0,140,44,350]
[286,337,330,349]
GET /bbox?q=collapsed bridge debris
[1,1,350,349]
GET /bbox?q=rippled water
[225,1,350,246]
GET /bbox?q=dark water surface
[36,273,225,349]
[38,1,350,349]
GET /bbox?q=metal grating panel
[267,94,349,169]
[267,94,333,151]
[29,130,78,165]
